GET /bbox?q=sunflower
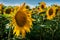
[38,2,46,12]
[0,4,3,14]
[32,8,39,14]
[11,3,32,38]
[55,7,60,16]
[4,7,13,14]
[56,7,60,12]
[0,4,3,10]
[40,2,46,9]
[46,6,56,20]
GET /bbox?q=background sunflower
[46,6,56,20]
[37,2,46,13]
[4,7,13,14]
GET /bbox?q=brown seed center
[41,5,44,9]
[5,8,11,14]
[49,8,53,15]
[15,11,27,27]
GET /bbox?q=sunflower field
[0,2,60,40]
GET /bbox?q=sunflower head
[4,7,13,14]
[0,4,3,14]
[25,5,30,9]
[55,7,60,16]
[38,2,46,13]
[0,4,3,10]
[56,7,60,12]
[11,3,32,38]
[40,2,46,9]
[46,6,56,20]
[53,4,58,7]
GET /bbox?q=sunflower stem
[50,28,55,40]
[8,27,11,40]
[40,28,42,40]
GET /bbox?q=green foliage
[0,3,60,40]
[25,10,60,40]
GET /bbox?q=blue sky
[0,0,60,8]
